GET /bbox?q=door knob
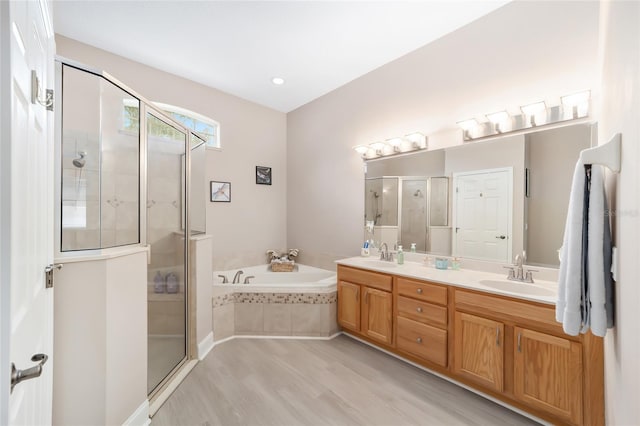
[11,353,48,393]
[495,235,506,240]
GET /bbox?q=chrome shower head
[72,152,86,168]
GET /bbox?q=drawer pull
[355,289,359,302]
[416,288,423,294]
[416,307,423,313]
[496,327,500,346]
[517,332,522,352]
[416,337,423,344]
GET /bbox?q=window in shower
[60,65,140,251]
[155,102,220,149]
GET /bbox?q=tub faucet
[232,270,244,284]
[217,274,228,284]
[243,276,255,284]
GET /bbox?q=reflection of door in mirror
[453,168,512,262]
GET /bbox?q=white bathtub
[213,264,336,293]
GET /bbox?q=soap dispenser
[397,245,404,265]
[410,243,417,253]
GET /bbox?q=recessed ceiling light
[271,77,285,85]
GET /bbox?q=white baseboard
[122,399,150,426]
[212,332,342,348]
[197,332,214,360]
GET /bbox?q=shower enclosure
[57,60,204,399]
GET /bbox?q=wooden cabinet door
[337,281,360,332]
[514,327,583,425]
[362,287,393,345]
[453,312,504,392]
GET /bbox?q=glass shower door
[146,112,188,394]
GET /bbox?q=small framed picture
[210,181,231,202]
[256,166,272,185]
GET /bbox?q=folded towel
[557,159,586,335]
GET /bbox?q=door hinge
[31,70,54,111]
[456,187,459,193]
[44,264,63,289]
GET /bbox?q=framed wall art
[256,166,272,185]
[210,181,231,202]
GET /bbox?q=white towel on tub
[557,159,586,335]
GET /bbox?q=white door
[454,169,512,262]
[0,0,55,424]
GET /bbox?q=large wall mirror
[364,123,592,268]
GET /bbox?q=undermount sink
[361,259,398,268]
[478,279,555,297]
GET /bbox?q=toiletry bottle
[452,257,461,270]
[397,245,404,265]
[154,271,165,293]
[166,272,179,294]
[410,243,417,253]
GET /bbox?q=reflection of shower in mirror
[72,151,86,168]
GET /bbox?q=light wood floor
[152,335,539,425]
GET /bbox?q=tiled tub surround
[212,264,338,341]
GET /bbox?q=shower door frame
[54,57,196,403]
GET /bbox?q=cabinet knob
[416,307,423,313]
[416,337,423,344]
[416,288,423,294]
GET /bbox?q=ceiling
[53,1,509,113]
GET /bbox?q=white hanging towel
[588,165,612,336]
[557,160,586,335]
[557,160,614,336]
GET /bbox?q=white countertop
[336,256,558,306]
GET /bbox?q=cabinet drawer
[397,316,447,367]
[397,278,447,305]
[397,296,447,328]
[338,266,392,292]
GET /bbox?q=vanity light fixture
[561,90,590,119]
[370,141,386,156]
[354,133,428,160]
[405,132,427,149]
[271,77,285,85]
[520,101,547,126]
[386,137,403,152]
[456,119,479,140]
[353,145,370,158]
[485,111,509,133]
[458,90,591,142]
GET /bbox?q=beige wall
[286,1,600,269]
[597,1,640,424]
[56,35,287,270]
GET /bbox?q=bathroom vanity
[336,258,603,426]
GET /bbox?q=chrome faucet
[217,274,228,284]
[379,243,394,262]
[504,252,537,283]
[232,270,244,284]
[243,276,255,284]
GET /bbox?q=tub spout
[243,276,255,284]
[232,270,244,284]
